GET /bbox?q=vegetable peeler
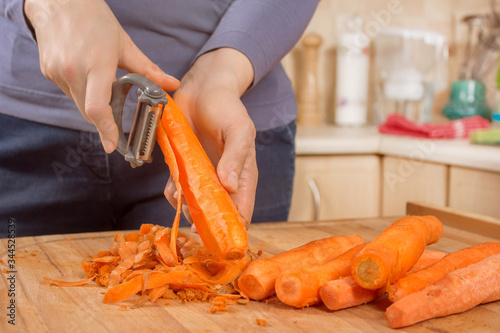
[110,74,168,168]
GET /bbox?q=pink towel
[378,114,490,138]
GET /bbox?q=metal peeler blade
[110,74,168,168]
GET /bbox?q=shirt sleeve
[194,0,320,87]
[1,0,36,40]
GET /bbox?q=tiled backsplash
[283,0,494,124]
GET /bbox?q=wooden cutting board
[1,216,499,333]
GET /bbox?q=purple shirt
[0,0,318,132]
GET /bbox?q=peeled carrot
[320,277,385,311]
[237,235,364,300]
[404,250,447,275]
[351,215,443,290]
[319,249,447,311]
[157,94,248,260]
[275,244,365,308]
[386,253,500,328]
[387,241,500,302]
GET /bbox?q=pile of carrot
[237,234,365,300]
[237,214,500,329]
[238,215,443,309]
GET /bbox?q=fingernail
[102,139,115,154]
[227,171,239,193]
[164,73,179,82]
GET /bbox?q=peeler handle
[110,73,168,167]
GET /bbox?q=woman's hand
[24,0,180,152]
[164,48,258,229]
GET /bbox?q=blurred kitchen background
[284,0,500,223]
[283,0,498,125]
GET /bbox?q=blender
[374,28,448,123]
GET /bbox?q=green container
[442,80,491,120]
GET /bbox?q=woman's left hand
[164,48,257,229]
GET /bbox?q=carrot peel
[43,275,96,287]
[155,123,181,264]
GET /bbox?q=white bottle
[335,15,369,126]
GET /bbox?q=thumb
[217,120,256,194]
[119,36,180,91]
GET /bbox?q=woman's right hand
[24,0,180,153]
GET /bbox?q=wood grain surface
[1,217,499,333]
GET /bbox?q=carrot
[404,250,447,275]
[319,249,447,311]
[275,243,365,308]
[320,277,385,311]
[237,234,364,300]
[351,215,443,290]
[387,241,500,302]
[385,253,500,328]
[157,94,248,260]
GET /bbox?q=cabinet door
[449,166,500,218]
[382,156,448,217]
[289,155,380,221]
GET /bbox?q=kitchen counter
[1,216,499,332]
[296,125,500,173]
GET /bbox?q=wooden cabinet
[448,166,500,218]
[381,156,448,217]
[290,153,500,221]
[289,155,381,221]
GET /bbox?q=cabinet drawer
[289,155,380,221]
[382,156,447,216]
[449,166,500,218]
